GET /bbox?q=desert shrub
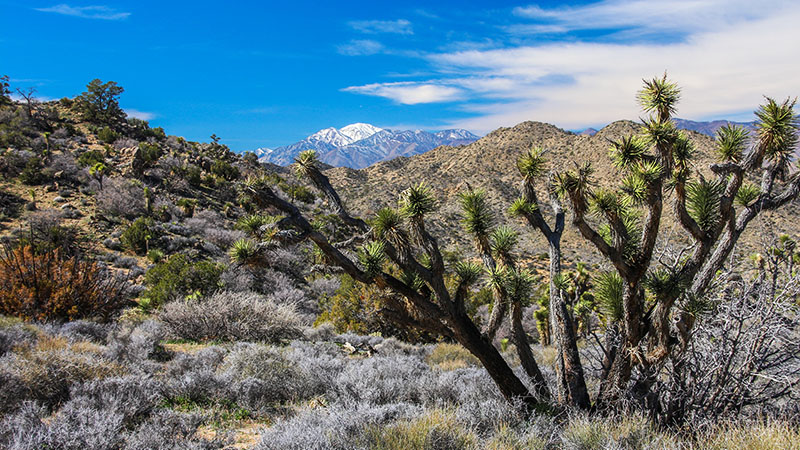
[364,409,479,450]
[0,321,38,356]
[256,402,423,450]
[158,290,303,342]
[19,156,47,185]
[0,245,130,322]
[95,178,145,219]
[283,184,316,204]
[121,217,158,255]
[23,208,82,254]
[333,355,435,405]
[76,148,106,167]
[55,320,110,344]
[105,319,169,365]
[46,153,81,181]
[141,253,223,308]
[138,142,162,164]
[219,343,324,408]
[97,126,118,143]
[0,334,125,413]
[210,159,239,181]
[185,165,203,186]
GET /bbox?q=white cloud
[35,4,131,20]
[349,19,413,35]
[342,82,462,105]
[344,1,800,134]
[511,0,774,37]
[337,39,384,56]
[124,109,155,121]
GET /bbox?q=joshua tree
[241,76,799,414]
[241,150,547,408]
[555,74,800,409]
[509,148,590,409]
[89,162,107,189]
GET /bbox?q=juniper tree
[555,74,800,409]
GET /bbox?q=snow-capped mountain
[255,123,479,168]
[252,147,273,158]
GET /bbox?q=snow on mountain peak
[339,123,383,142]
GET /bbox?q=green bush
[142,254,223,308]
[138,142,162,164]
[97,126,119,144]
[185,165,203,187]
[120,217,157,255]
[77,149,106,167]
[210,159,240,181]
[19,157,46,185]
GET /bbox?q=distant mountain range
[252,123,479,169]
[579,118,757,137]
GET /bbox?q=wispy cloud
[511,0,769,38]
[349,19,412,35]
[342,82,462,105]
[337,39,384,56]
[124,109,155,121]
[35,4,131,20]
[344,0,800,134]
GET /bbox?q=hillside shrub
[0,245,130,322]
[210,159,239,181]
[142,254,223,308]
[19,157,47,185]
[97,126,118,144]
[121,217,157,255]
[158,291,302,343]
[77,149,105,167]
[95,178,145,219]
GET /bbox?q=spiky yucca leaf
[517,147,547,180]
[610,135,649,169]
[644,268,687,301]
[236,214,279,237]
[686,177,724,232]
[634,159,664,185]
[459,189,494,237]
[454,261,483,285]
[636,73,681,119]
[400,269,425,290]
[673,131,695,170]
[755,97,799,159]
[508,197,537,217]
[715,124,749,162]
[506,269,536,305]
[399,182,436,219]
[621,173,648,205]
[643,116,678,148]
[294,150,319,177]
[591,189,624,216]
[735,182,761,206]
[372,207,409,250]
[594,271,623,322]
[486,266,510,290]
[229,238,259,265]
[555,163,595,200]
[359,241,386,277]
[490,226,518,259]
[598,212,642,263]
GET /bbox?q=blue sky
[2,0,799,151]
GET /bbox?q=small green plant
[19,157,45,185]
[210,159,240,181]
[121,217,157,255]
[97,126,118,144]
[77,149,106,167]
[147,249,165,263]
[142,253,223,308]
[176,198,196,217]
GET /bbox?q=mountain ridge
[254,123,479,169]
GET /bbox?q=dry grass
[426,342,480,370]
[698,421,800,450]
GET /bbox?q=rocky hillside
[326,120,800,268]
